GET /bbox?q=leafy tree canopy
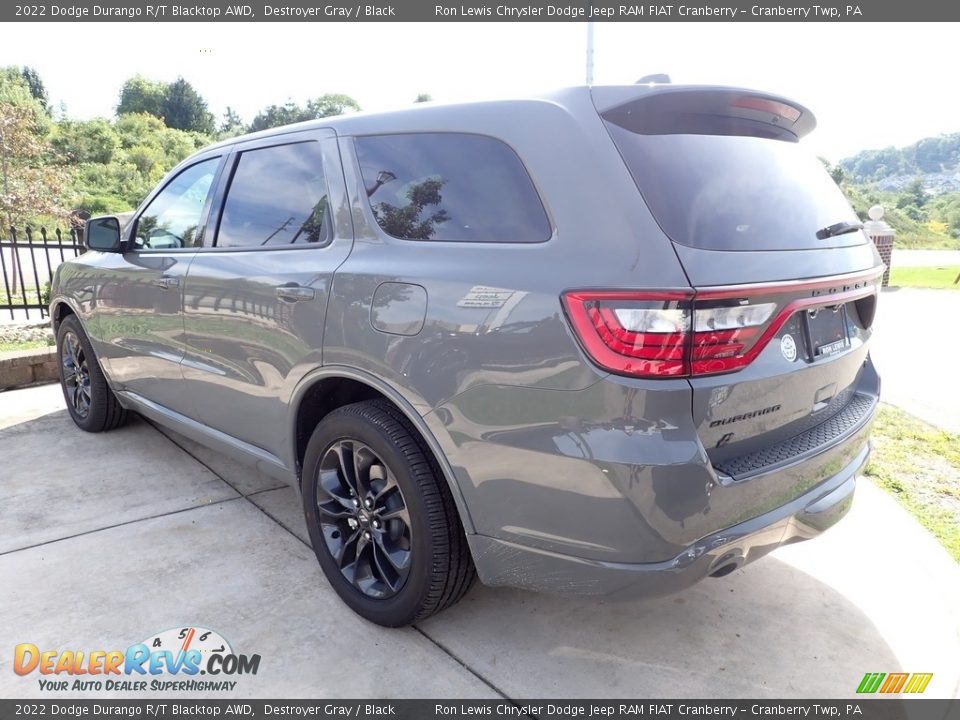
[248,93,360,132]
[0,66,50,133]
[117,75,215,134]
[19,66,49,113]
[117,75,167,118]
[841,133,960,182]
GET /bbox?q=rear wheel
[301,400,475,626]
[56,315,127,432]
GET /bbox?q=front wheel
[56,314,127,432]
[301,400,475,626]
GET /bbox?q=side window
[134,158,219,250]
[355,133,551,243]
[216,142,331,248]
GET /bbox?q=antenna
[586,21,595,85]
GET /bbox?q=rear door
[595,87,884,477]
[180,129,352,464]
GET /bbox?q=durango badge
[781,334,798,362]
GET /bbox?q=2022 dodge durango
[50,84,883,626]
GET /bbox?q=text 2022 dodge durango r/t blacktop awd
[50,84,883,626]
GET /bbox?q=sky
[0,21,954,162]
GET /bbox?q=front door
[180,131,352,463]
[96,156,222,416]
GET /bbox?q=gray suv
[51,84,883,627]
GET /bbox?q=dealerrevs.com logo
[13,626,261,693]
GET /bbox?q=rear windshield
[603,120,865,252]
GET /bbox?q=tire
[56,314,128,433]
[301,400,475,626]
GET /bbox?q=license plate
[806,306,849,358]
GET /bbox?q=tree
[371,178,448,240]
[0,68,62,292]
[220,106,245,136]
[0,104,67,291]
[64,111,211,216]
[248,102,301,133]
[897,178,927,210]
[249,93,360,132]
[52,119,119,165]
[819,157,845,186]
[0,104,65,223]
[117,76,215,135]
[414,93,433,103]
[19,66,49,114]
[162,77,215,134]
[0,68,48,128]
[305,93,360,118]
[117,75,167,118]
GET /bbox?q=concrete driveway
[2,383,959,699]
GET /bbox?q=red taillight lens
[690,301,775,375]
[563,273,881,379]
[563,292,780,378]
[563,291,691,377]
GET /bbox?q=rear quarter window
[354,133,551,243]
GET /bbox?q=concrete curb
[0,348,58,391]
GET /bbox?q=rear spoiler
[591,85,816,141]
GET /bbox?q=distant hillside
[840,133,960,192]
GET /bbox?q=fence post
[40,227,55,282]
[0,227,13,320]
[25,226,45,317]
[10,226,31,318]
[863,205,895,288]
[55,227,66,262]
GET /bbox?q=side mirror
[85,216,123,252]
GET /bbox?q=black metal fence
[0,226,85,321]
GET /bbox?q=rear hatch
[590,86,883,480]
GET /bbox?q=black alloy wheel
[60,330,91,419]
[302,400,475,626]
[56,314,127,432]
[316,439,413,599]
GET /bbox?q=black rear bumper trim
[713,391,877,481]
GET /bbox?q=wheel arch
[50,296,80,335]
[289,366,475,534]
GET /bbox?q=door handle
[154,276,179,290]
[275,284,316,302]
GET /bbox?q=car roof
[200,83,815,152]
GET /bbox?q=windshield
[604,121,865,252]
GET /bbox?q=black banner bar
[5,0,960,22]
[0,700,957,720]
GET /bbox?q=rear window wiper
[816,221,863,240]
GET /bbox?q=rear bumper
[469,441,867,597]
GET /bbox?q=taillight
[563,291,691,377]
[562,275,880,378]
[690,301,776,375]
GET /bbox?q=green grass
[893,233,960,251]
[0,338,53,353]
[865,405,960,562]
[1,289,45,305]
[888,265,960,289]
